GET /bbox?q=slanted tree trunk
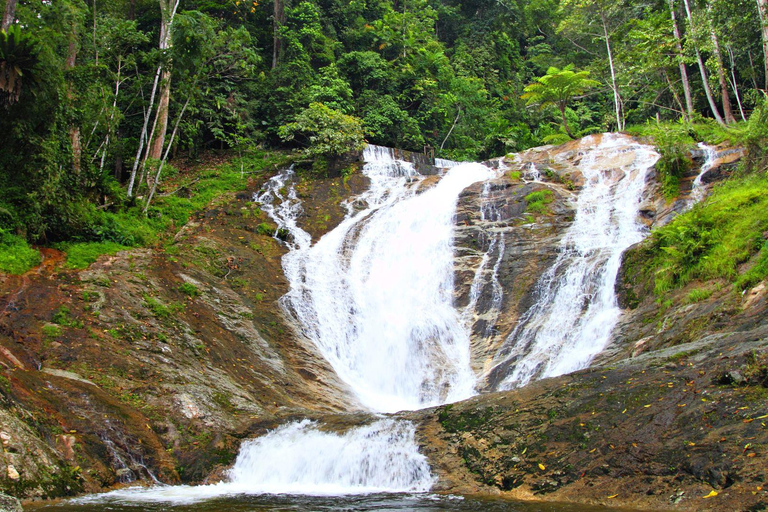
[600,13,624,131]
[727,46,747,121]
[664,70,687,117]
[707,3,735,123]
[127,65,161,197]
[669,0,694,118]
[1,0,16,31]
[682,0,726,125]
[758,0,768,89]
[148,0,179,161]
[272,0,285,68]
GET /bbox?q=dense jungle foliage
[1,0,767,271]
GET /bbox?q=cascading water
[267,146,495,412]
[66,135,662,507]
[689,143,718,206]
[75,419,433,505]
[490,134,659,389]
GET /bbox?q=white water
[73,420,433,504]
[689,143,718,206]
[268,145,496,413]
[493,134,659,389]
[77,136,662,505]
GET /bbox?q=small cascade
[523,162,542,182]
[261,145,496,412]
[73,420,432,505]
[435,157,460,168]
[689,143,718,206]
[226,419,434,494]
[490,134,659,389]
[461,182,505,340]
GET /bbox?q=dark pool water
[26,492,637,511]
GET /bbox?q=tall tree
[758,0,768,88]
[148,0,179,161]
[273,0,285,68]
[669,0,694,118]
[521,64,600,138]
[559,0,626,131]
[707,2,735,123]
[1,0,15,32]
[682,0,725,125]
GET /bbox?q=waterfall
[491,134,659,389]
[264,145,496,412]
[227,419,435,494]
[689,143,718,206]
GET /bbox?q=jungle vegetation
[1,0,767,272]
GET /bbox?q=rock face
[0,167,369,499]
[0,135,762,512]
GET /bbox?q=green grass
[685,287,714,304]
[525,190,554,214]
[178,282,200,297]
[142,294,183,319]
[5,150,292,272]
[0,229,41,274]
[640,172,768,294]
[625,118,739,200]
[61,241,128,269]
[42,324,62,339]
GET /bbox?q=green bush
[178,282,201,297]
[525,190,554,214]
[61,242,128,269]
[641,172,768,294]
[0,229,41,274]
[278,102,366,158]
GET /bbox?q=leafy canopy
[521,64,599,137]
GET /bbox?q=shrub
[525,190,554,214]
[278,102,366,158]
[0,229,40,274]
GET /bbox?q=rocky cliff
[1,136,765,512]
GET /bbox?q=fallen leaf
[607,494,618,499]
[703,490,718,498]
[538,463,546,470]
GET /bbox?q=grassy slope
[0,150,293,273]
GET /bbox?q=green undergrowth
[626,119,737,200]
[0,229,41,274]
[639,171,768,294]
[53,150,291,269]
[525,190,554,214]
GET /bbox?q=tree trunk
[149,68,171,160]
[669,0,694,118]
[1,0,16,32]
[664,70,687,117]
[600,13,623,131]
[707,3,735,123]
[148,0,179,161]
[560,104,574,138]
[127,65,161,197]
[758,0,768,89]
[66,33,82,178]
[728,46,747,121]
[144,96,190,213]
[272,0,285,68]
[682,0,726,125]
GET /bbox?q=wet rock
[0,493,22,512]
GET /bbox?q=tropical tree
[521,65,600,139]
